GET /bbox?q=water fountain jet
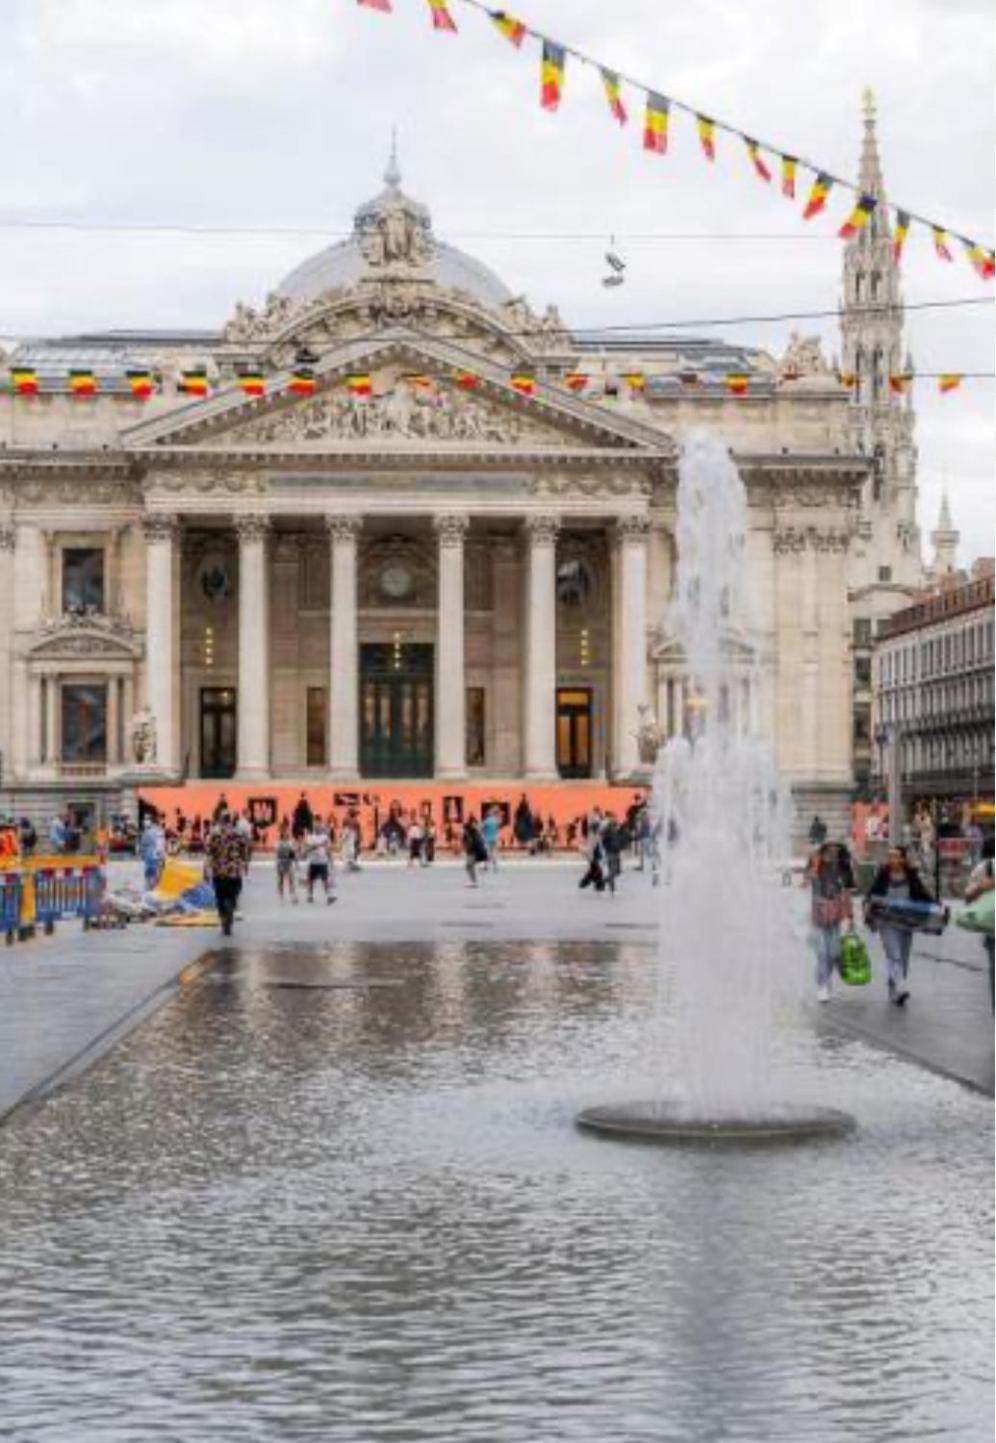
[577,432,855,1144]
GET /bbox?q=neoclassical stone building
[0,124,916,830]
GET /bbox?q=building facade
[0,144,901,830]
[873,558,995,810]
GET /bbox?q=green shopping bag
[839,930,872,986]
[956,888,995,936]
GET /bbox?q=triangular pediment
[26,615,142,660]
[120,333,675,457]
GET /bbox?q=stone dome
[275,151,512,310]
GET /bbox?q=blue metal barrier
[32,864,104,934]
[1,871,23,943]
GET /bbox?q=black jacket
[867,865,933,904]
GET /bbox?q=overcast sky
[2,0,992,560]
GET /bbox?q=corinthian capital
[524,513,561,547]
[232,512,271,545]
[614,514,651,542]
[325,514,363,543]
[141,513,180,544]
[433,512,470,548]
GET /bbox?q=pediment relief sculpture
[201,383,584,450]
[26,608,142,659]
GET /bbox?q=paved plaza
[2,856,992,1125]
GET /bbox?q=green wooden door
[359,643,434,778]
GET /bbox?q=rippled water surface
[0,940,991,1442]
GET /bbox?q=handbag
[839,930,872,986]
[957,888,995,936]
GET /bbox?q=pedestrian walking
[513,795,533,852]
[275,821,299,904]
[205,811,250,937]
[342,812,362,871]
[463,814,487,887]
[807,843,853,1002]
[481,807,501,871]
[423,817,436,865]
[808,814,828,848]
[578,826,607,892]
[601,813,623,894]
[303,824,336,904]
[864,845,935,1006]
[292,791,314,840]
[964,835,995,1013]
[408,819,424,867]
[138,816,164,891]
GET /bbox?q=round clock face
[380,564,414,600]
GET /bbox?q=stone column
[522,514,560,779]
[235,513,271,780]
[434,513,470,779]
[142,513,180,774]
[45,674,59,766]
[612,515,650,777]
[327,515,362,779]
[0,526,14,777]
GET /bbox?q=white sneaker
[817,983,831,1003]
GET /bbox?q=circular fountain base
[577,1101,855,1145]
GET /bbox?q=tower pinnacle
[858,86,885,201]
[384,127,401,191]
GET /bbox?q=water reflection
[0,940,990,1442]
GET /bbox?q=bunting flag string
[696,114,716,162]
[540,40,565,112]
[744,138,772,184]
[8,363,992,405]
[838,194,877,240]
[374,0,993,283]
[643,93,669,154]
[601,69,627,125]
[490,10,525,46]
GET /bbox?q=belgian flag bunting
[744,138,772,183]
[490,10,526,47]
[888,373,911,394]
[962,239,995,279]
[725,373,749,395]
[837,371,857,390]
[238,370,266,398]
[289,368,316,396]
[453,368,480,390]
[802,172,834,220]
[838,193,877,240]
[643,93,669,154]
[179,369,209,397]
[358,0,392,10]
[932,226,953,262]
[696,114,716,162]
[127,369,154,400]
[426,0,457,32]
[11,367,39,396]
[564,372,589,392]
[622,371,646,392]
[69,369,98,397]
[938,374,962,394]
[511,372,536,396]
[404,372,432,391]
[347,374,372,397]
[540,40,565,111]
[780,154,797,199]
[601,69,627,125]
[892,210,910,266]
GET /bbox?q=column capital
[141,513,180,544]
[326,514,363,543]
[433,512,470,547]
[523,513,561,547]
[232,512,271,545]
[613,513,652,543]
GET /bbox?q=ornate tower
[840,90,921,590]
[929,489,960,580]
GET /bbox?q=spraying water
[653,432,798,1119]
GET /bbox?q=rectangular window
[306,686,327,767]
[853,617,872,645]
[878,565,892,583]
[854,657,872,688]
[466,686,486,767]
[61,683,107,763]
[62,547,105,612]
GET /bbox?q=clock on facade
[380,564,414,600]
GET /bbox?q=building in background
[872,519,995,815]
[841,91,924,796]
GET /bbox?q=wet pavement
[0,935,991,1442]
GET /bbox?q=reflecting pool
[0,940,991,1441]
